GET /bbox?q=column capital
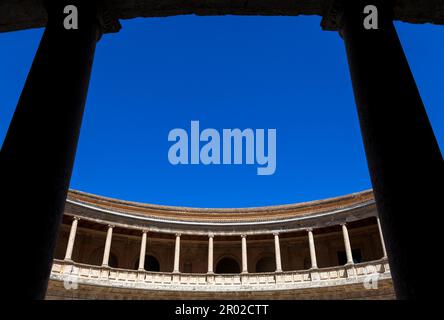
[141,229,149,234]
[340,222,347,227]
[107,224,115,229]
[241,234,247,239]
[72,216,81,221]
[320,0,345,31]
[208,233,214,239]
[175,233,181,238]
[96,3,122,35]
[272,232,279,237]
[306,227,313,232]
[44,0,122,37]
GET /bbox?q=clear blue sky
[1,15,443,208]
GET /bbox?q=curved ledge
[65,189,377,234]
[68,189,374,218]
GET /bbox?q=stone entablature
[1,0,444,34]
[65,189,377,235]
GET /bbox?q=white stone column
[241,234,248,273]
[102,225,114,267]
[273,233,282,272]
[138,230,148,271]
[341,223,354,265]
[64,217,80,261]
[173,233,181,273]
[376,216,388,259]
[207,234,214,274]
[307,228,318,269]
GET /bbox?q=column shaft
[0,1,101,299]
[376,217,388,259]
[173,234,181,273]
[339,0,443,299]
[308,229,318,269]
[342,224,354,264]
[102,226,114,266]
[64,217,79,261]
[207,235,214,273]
[241,235,248,273]
[138,231,148,271]
[274,233,282,272]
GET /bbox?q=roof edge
[67,188,375,215]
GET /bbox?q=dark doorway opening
[255,256,275,272]
[337,249,362,265]
[134,255,160,271]
[215,257,240,274]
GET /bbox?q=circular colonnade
[47,189,394,299]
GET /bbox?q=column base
[345,264,356,278]
[310,269,321,281]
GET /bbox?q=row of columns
[64,217,388,273]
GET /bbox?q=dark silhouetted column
[335,1,443,299]
[0,1,102,299]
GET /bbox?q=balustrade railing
[50,258,390,291]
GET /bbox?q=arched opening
[134,255,160,271]
[255,256,275,273]
[215,257,240,274]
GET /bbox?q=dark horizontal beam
[1,0,444,33]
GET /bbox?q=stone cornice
[64,189,377,235]
[67,189,374,220]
